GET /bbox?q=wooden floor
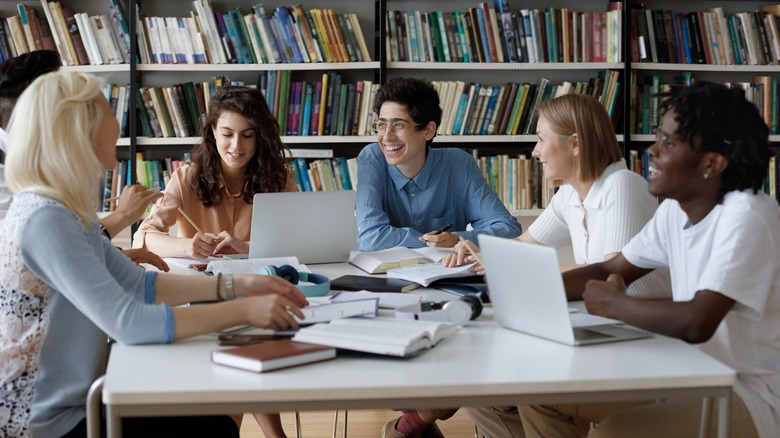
[239,410,478,437]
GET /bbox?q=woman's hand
[122,248,169,271]
[185,232,223,259]
[442,240,484,275]
[243,295,305,330]
[235,274,309,308]
[212,231,249,255]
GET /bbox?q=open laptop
[249,191,357,264]
[479,235,652,346]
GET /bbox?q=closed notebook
[211,339,336,373]
[330,275,420,293]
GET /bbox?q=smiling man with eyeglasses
[355,77,522,253]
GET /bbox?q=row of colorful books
[0,0,130,65]
[387,2,622,64]
[105,83,130,138]
[629,149,780,205]
[476,153,561,211]
[631,72,780,135]
[99,154,189,213]
[432,70,621,137]
[631,5,780,65]
[135,72,380,139]
[288,157,357,193]
[138,1,371,65]
[257,71,379,137]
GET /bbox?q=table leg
[107,405,122,438]
[717,392,731,438]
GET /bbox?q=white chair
[86,375,105,438]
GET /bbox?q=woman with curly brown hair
[134,86,298,258]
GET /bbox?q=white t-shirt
[623,191,780,437]
[0,128,11,222]
[529,160,671,299]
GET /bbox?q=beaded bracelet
[215,272,224,302]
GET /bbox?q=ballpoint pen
[431,224,453,235]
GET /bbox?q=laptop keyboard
[572,327,613,340]
[570,312,621,327]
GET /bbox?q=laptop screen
[249,191,358,264]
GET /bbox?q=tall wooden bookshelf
[626,0,780,201]
[2,0,777,212]
[379,0,629,215]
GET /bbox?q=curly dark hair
[660,81,770,199]
[372,77,441,147]
[0,50,61,127]
[190,86,289,207]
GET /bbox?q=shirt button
[411,193,415,197]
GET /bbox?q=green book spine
[278,70,290,134]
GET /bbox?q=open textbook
[291,317,460,357]
[387,262,477,287]
[163,256,309,274]
[205,256,310,275]
[349,246,453,274]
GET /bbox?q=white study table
[102,262,736,437]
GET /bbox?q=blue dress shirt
[356,143,522,251]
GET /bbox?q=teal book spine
[301,83,313,136]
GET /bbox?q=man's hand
[582,274,628,319]
[419,231,459,248]
[122,248,169,271]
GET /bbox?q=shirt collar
[570,160,628,209]
[389,146,434,191]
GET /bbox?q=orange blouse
[133,164,297,248]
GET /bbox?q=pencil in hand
[457,235,484,268]
[177,207,204,234]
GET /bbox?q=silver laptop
[479,235,652,346]
[249,191,357,264]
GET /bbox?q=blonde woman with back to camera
[0,70,308,437]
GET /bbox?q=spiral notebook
[386,262,476,287]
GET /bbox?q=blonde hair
[538,94,622,182]
[6,70,106,226]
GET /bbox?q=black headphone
[395,295,483,325]
[257,265,331,297]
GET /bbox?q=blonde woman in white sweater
[448,93,671,300]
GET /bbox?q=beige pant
[467,395,757,438]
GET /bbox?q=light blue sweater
[0,192,173,436]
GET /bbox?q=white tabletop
[109,262,734,437]
[103,310,734,412]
